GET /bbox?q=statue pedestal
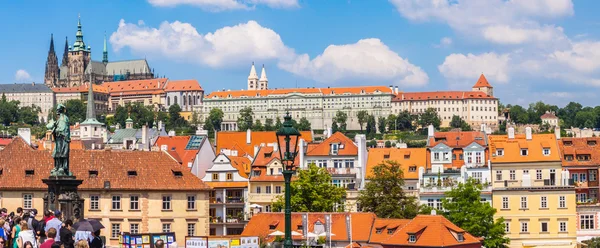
[42,176,84,221]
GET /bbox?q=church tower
[80,74,104,149]
[247,62,259,90]
[61,37,69,67]
[472,74,494,96]
[258,64,268,90]
[67,15,91,87]
[102,32,108,65]
[44,34,60,88]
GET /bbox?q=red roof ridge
[473,74,492,88]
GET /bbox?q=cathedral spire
[102,32,108,64]
[44,34,59,88]
[72,14,88,52]
[62,36,69,67]
[259,64,268,82]
[81,73,101,125]
[248,62,258,80]
[49,34,55,53]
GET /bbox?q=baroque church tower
[44,34,60,87]
[67,15,91,87]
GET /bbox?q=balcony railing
[210,197,245,204]
[423,168,461,176]
[210,215,248,224]
[247,193,281,203]
[327,168,358,176]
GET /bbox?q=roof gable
[473,74,492,88]
[306,132,357,156]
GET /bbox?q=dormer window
[543,148,550,156]
[588,140,597,146]
[565,155,574,161]
[387,227,397,234]
[521,149,528,156]
[564,141,573,146]
[89,170,98,177]
[376,228,384,234]
[457,233,464,242]
[409,234,416,243]
[25,170,34,176]
[404,154,410,159]
[409,166,416,172]
[384,154,390,159]
[331,143,339,155]
[497,149,504,156]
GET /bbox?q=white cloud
[438,52,510,83]
[110,19,296,67]
[147,0,298,11]
[15,69,31,82]
[434,37,452,48]
[279,38,429,86]
[390,0,573,45]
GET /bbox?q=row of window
[255,186,282,194]
[90,195,197,211]
[501,195,566,210]
[495,169,555,181]
[496,148,551,157]
[110,223,196,238]
[505,220,568,234]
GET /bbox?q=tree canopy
[237,107,254,130]
[357,160,419,219]
[272,163,346,212]
[450,115,472,131]
[417,108,441,129]
[334,111,348,132]
[357,110,368,131]
[296,117,311,131]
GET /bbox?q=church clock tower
[67,15,91,87]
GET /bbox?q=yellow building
[0,137,212,246]
[489,128,578,248]
[247,146,285,213]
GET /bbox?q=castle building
[44,16,155,88]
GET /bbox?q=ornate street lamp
[275,112,301,248]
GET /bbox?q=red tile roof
[230,156,251,178]
[393,91,494,102]
[102,78,168,95]
[559,137,600,167]
[164,80,203,92]
[472,74,492,88]
[0,137,211,191]
[205,86,392,99]
[154,136,200,167]
[216,131,313,157]
[366,148,426,179]
[306,132,357,156]
[541,112,558,119]
[428,131,487,148]
[52,84,109,94]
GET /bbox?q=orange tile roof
[0,137,211,191]
[205,86,392,99]
[472,74,492,88]
[102,78,168,94]
[241,212,377,242]
[36,140,86,151]
[216,131,313,157]
[373,215,481,247]
[368,219,411,244]
[393,91,494,102]
[164,79,203,92]
[154,136,201,167]
[306,132,357,156]
[366,148,426,179]
[559,137,600,167]
[52,84,109,94]
[541,112,558,119]
[489,134,560,163]
[428,131,487,148]
[229,156,251,178]
[206,181,248,188]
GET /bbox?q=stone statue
[46,104,72,176]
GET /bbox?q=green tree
[377,116,386,134]
[417,108,441,129]
[275,117,283,130]
[296,117,311,131]
[190,111,200,127]
[384,140,391,148]
[509,105,529,124]
[331,121,339,134]
[450,115,472,131]
[366,115,376,136]
[114,102,155,129]
[64,99,86,124]
[334,111,348,131]
[583,237,600,248]
[442,178,509,248]
[18,105,41,126]
[206,108,224,132]
[396,110,413,131]
[386,114,397,132]
[168,104,187,129]
[272,164,346,212]
[252,120,264,131]
[356,110,368,131]
[264,118,275,131]
[575,111,596,128]
[0,94,20,126]
[357,160,419,218]
[237,107,254,131]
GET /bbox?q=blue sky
[1,0,600,107]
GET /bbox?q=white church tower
[258,64,268,90]
[247,62,259,90]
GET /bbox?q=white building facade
[0,83,55,122]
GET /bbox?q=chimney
[327,126,332,138]
[196,126,208,136]
[254,145,259,158]
[525,127,532,140]
[18,128,31,145]
[389,85,393,93]
[508,127,515,139]
[142,125,148,145]
[168,130,175,137]
[480,123,486,132]
[299,139,305,169]
[158,120,164,131]
[427,125,434,137]
[246,129,252,144]
[102,129,108,143]
[431,209,437,216]
[555,126,561,140]
[355,134,367,189]
[161,145,168,151]
[394,86,399,94]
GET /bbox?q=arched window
[174,96,178,106]
[183,95,187,106]
[189,95,192,106]
[167,96,171,106]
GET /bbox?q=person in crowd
[44,211,62,242]
[0,236,6,248]
[155,239,165,248]
[15,210,22,220]
[20,242,33,248]
[59,220,73,248]
[11,217,21,248]
[75,240,88,248]
[17,221,36,248]
[40,228,56,248]
[88,231,102,248]
[25,210,39,242]
[51,241,64,248]
[0,220,6,242]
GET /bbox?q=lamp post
[276,112,301,248]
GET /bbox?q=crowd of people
[0,208,103,248]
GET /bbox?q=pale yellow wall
[0,190,210,247]
[492,162,564,189]
[493,189,577,248]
